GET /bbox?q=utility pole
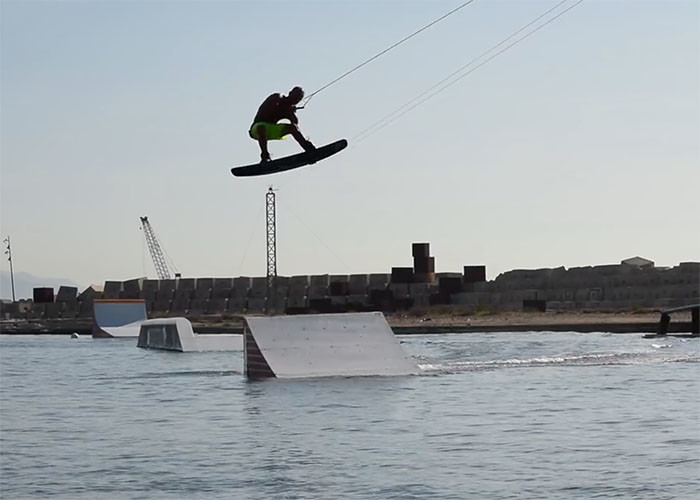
[3,236,16,301]
[266,187,277,313]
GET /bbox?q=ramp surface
[243,312,419,379]
[92,299,148,338]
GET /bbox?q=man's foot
[261,152,271,163]
[302,140,316,152]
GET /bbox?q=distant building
[621,256,654,269]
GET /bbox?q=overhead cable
[301,0,478,106]
[353,0,586,144]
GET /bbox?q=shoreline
[0,310,693,336]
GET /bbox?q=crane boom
[140,216,173,280]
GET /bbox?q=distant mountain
[0,271,80,301]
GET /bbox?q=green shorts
[249,122,289,141]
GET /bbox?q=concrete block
[308,285,328,299]
[206,298,228,315]
[188,299,207,316]
[289,275,310,288]
[310,274,330,287]
[28,303,46,320]
[56,286,78,302]
[194,288,211,300]
[213,278,233,289]
[156,288,174,301]
[412,295,430,308]
[177,278,196,290]
[122,278,143,297]
[102,281,122,299]
[230,287,248,299]
[140,289,157,302]
[349,274,369,294]
[158,280,177,294]
[142,280,160,294]
[152,299,171,314]
[45,303,61,319]
[409,283,431,297]
[211,288,231,299]
[330,295,347,306]
[196,278,214,290]
[174,288,194,300]
[369,273,390,287]
[61,301,79,319]
[78,300,93,318]
[228,297,247,313]
[347,294,369,307]
[389,283,409,298]
[233,276,252,291]
[287,295,308,308]
[247,298,266,314]
[170,297,190,315]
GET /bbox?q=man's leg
[256,124,271,162]
[283,124,315,152]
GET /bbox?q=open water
[1,331,698,499]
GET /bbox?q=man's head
[287,86,304,104]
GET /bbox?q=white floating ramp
[243,312,419,379]
[137,317,242,352]
[92,299,148,338]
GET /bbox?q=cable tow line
[300,0,478,108]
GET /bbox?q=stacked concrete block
[249,277,268,299]
[308,275,329,299]
[121,278,142,299]
[158,280,177,300]
[170,296,190,315]
[78,300,94,318]
[206,298,228,315]
[289,275,309,293]
[287,292,308,309]
[389,283,410,300]
[232,277,251,300]
[368,273,390,290]
[140,280,160,302]
[247,297,266,314]
[329,275,350,296]
[56,286,78,302]
[211,278,233,299]
[188,299,207,316]
[348,274,369,295]
[45,302,61,319]
[63,300,80,318]
[102,281,122,299]
[391,267,414,284]
[228,296,247,313]
[27,302,45,320]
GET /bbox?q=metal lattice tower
[266,187,277,311]
[140,216,171,280]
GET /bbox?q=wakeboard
[231,139,347,177]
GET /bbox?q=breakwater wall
[2,261,697,321]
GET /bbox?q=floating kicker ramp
[137,318,242,352]
[92,299,148,338]
[243,312,419,379]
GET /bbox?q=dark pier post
[657,313,670,336]
[692,306,699,336]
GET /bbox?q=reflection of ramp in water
[243,312,419,379]
[92,299,147,338]
[137,317,242,352]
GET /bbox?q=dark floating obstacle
[643,304,699,339]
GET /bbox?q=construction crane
[140,216,180,279]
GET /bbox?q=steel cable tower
[140,216,173,280]
[266,187,277,312]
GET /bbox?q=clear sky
[1,0,698,293]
